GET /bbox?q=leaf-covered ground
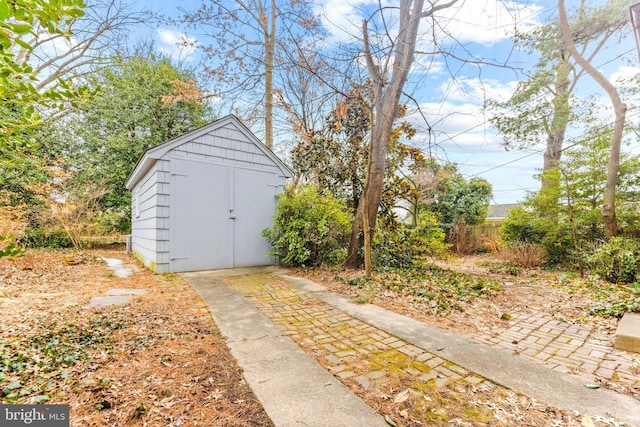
[1,248,638,426]
[0,246,273,426]
[297,255,640,398]
[300,255,640,337]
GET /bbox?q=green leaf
[14,38,33,51]
[0,1,10,21]
[10,23,33,35]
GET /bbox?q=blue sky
[134,0,640,205]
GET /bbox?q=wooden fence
[456,221,502,252]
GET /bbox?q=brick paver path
[474,313,638,388]
[223,274,489,390]
[222,273,639,402]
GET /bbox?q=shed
[125,115,292,273]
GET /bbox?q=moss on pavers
[222,274,499,425]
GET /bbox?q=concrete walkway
[183,268,388,427]
[182,268,640,427]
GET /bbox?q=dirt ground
[1,248,638,426]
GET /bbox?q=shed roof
[486,203,520,221]
[125,115,293,190]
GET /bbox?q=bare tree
[182,0,320,149]
[15,0,144,92]
[345,0,459,273]
[558,0,628,238]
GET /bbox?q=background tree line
[2,0,640,287]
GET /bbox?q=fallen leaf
[384,414,397,427]
[394,389,410,404]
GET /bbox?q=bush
[373,212,449,269]
[262,185,352,266]
[499,242,544,268]
[0,234,25,259]
[540,226,574,267]
[584,237,640,284]
[19,227,74,249]
[95,208,130,234]
[500,206,545,244]
[500,206,574,266]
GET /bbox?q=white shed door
[170,159,277,272]
[232,168,277,267]
[171,159,232,272]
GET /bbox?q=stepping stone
[614,312,640,353]
[86,289,147,308]
[106,288,146,296]
[100,257,133,278]
[86,295,133,308]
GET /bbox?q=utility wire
[427,46,637,155]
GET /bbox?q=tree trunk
[542,54,570,190]
[346,0,458,268]
[346,201,364,267]
[264,0,276,150]
[362,175,372,278]
[558,0,626,238]
[561,168,584,278]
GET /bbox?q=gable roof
[125,115,293,190]
[487,203,520,220]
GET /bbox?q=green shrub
[500,206,575,266]
[540,226,574,267]
[0,234,25,259]
[584,237,640,284]
[19,227,74,249]
[373,212,449,269]
[95,208,130,234]
[500,206,545,244]
[262,185,352,266]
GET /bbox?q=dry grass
[498,242,545,268]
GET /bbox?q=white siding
[130,159,172,273]
[171,122,278,172]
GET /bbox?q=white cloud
[156,28,198,62]
[411,57,446,77]
[406,77,518,142]
[407,100,502,152]
[429,0,541,47]
[609,65,640,84]
[34,33,80,60]
[437,77,518,104]
[315,0,377,43]
[316,0,542,47]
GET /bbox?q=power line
[467,108,640,178]
[427,45,637,154]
